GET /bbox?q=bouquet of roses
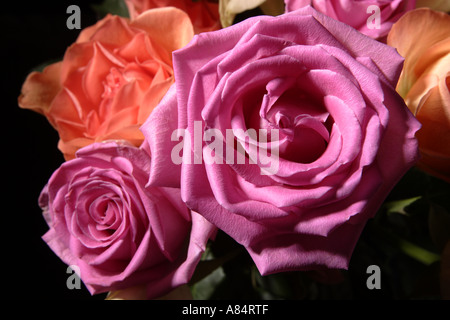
[18,0,450,300]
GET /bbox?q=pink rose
[284,0,416,40]
[142,6,420,275]
[39,141,215,298]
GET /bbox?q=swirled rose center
[89,194,121,234]
[102,64,153,101]
[245,81,333,164]
[102,67,126,100]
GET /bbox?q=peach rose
[125,0,221,34]
[416,0,450,13]
[18,8,194,160]
[388,8,450,182]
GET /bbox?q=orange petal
[413,39,450,88]
[18,62,62,115]
[414,76,450,182]
[116,32,157,64]
[404,53,450,115]
[106,284,148,300]
[76,14,134,46]
[415,76,450,152]
[102,125,145,147]
[75,15,109,43]
[125,0,221,34]
[105,284,193,300]
[387,8,450,96]
[83,42,124,107]
[60,42,94,85]
[47,89,86,141]
[416,0,450,13]
[415,58,450,122]
[124,0,147,20]
[58,137,93,161]
[139,76,174,121]
[130,7,194,55]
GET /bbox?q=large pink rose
[39,141,215,298]
[142,6,420,275]
[284,0,416,40]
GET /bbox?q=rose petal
[387,8,450,96]
[18,62,62,115]
[140,85,183,188]
[131,7,194,55]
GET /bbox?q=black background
[3,0,448,302]
[3,0,107,299]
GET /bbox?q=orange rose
[125,0,221,34]
[387,8,450,182]
[18,8,194,160]
[416,0,450,13]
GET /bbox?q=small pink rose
[40,141,215,298]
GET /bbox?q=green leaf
[91,0,130,18]
[375,225,441,265]
[251,268,294,299]
[384,196,422,215]
[190,266,226,300]
[189,247,242,284]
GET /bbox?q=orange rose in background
[416,0,450,13]
[387,8,450,182]
[125,0,221,34]
[18,8,194,160]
